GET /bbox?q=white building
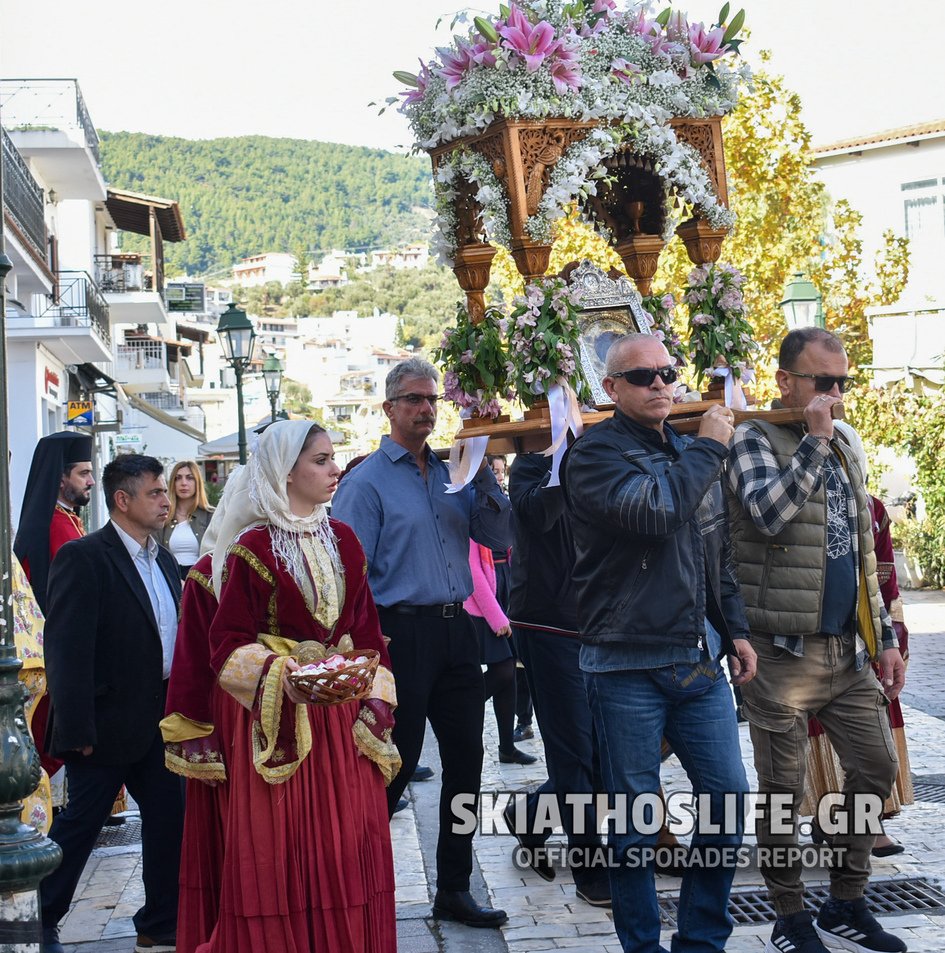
[813,120,945,389]
[231,252,297,288]
[2,78,206,526]
[369,242,429,271]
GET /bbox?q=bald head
[604,334,670,376]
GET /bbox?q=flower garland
[432,305,512,418]
[504,276,591,407]
[684,261,758,384]
[641,292,688,366]
[397,1,746,257]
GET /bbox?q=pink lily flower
[666,10,690,42]
[399,60,431,106]
[611,57,642,86]
[470,40,498,67]
[499,4,561,72]
[689,22,728,64]
[436,41,476,90]
[550,45,582,92]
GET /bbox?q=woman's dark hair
[103,454,164,512]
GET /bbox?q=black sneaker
[815,897,907,952]
[765,911,829,953]
[574,877,612,908]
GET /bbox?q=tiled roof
[813,120,945,156]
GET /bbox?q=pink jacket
[463,541,509,634]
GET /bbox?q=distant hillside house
[370,242,429,271]
[232,252,297,287]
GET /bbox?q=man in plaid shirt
[727,328,906,953]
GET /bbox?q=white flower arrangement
[396,1,748,256]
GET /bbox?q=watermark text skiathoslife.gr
[450,790,884,838]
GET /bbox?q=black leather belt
[385,602,464,619]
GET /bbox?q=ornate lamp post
[262,354,283,423]
[0,129,62,941]
[780,273,826,331]
[216,303,256,466]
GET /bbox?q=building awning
[73,362,119,396]
[125,392,205,440]
[106,188,186,242]
[176,322,211,343]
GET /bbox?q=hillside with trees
[99,132,434,276]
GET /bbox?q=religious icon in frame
[567,261,653,408]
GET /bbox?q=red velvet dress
[187,522,396,953]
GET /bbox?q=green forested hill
[98,132,434,276]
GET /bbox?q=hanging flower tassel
[544,379,585,487]
[444,408,491,494]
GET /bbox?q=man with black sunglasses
[727,327,906,953]
[563,332,756,953]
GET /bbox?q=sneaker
[765,911,829,953]
[815,897,907,952]
[135,935,176,953]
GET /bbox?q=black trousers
[40,729,184,937]
[514,625,605,871]
[381,608,485,892]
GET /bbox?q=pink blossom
[470,40,498,67]
[399,60,431,106]
[688,22,728,64]
[666,11,690,42]
[550,45,582,93]
[611,57,642,86]
[460,349,475,364]
[691,313,710,325]
[660,293,676,311]
[499,5,561,72]
[436,41,477,90]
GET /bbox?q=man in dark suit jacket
[40,454,184,953]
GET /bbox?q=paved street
[55,591,945,952]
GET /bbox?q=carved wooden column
[614,234,666,296]
[453,243,497,325]
[676,218,729,265]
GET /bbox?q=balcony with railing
[94,250,169,325]
[6,270,112,364]
[0,78,105,199]
[138,392,206,434]
[2,126,47,263]
[102,339,176,394]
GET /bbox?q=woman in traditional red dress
[165,420,400,953]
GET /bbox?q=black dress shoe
[411,764,435,782]
[41,926,65,953]
[393,797,409,814]
[432,890,508,928]
[575,877,613,907]
[513,724,534,742]
[502,802,555,881]
[498,746,538,765]
[872,840,906,857]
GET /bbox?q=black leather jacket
[562,409,750,652]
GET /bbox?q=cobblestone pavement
[56,591,945,952]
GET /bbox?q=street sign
[66,400,94,425]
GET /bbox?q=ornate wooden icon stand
[428,114,815,449]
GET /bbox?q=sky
[0,0,940,153]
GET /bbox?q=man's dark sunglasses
[389,393,444,406]
[609,366,679,387]
[783,370,855,394]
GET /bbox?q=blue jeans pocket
[649,659,722,698]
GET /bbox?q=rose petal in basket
[288,648,379,706]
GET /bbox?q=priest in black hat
[14,431,95,614]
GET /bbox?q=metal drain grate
[913,781,945,803]
[94,814,142,849]
[657,878,945,928]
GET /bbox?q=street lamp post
[0,126,62,941]
[780,272,826,331]
[262,355,283,423]
[216,303,257,465]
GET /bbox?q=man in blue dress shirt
[332,357,512,928]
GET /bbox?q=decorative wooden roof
[813,120,945,157]
[105,188,186,242]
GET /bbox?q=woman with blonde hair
[157,461,213,577]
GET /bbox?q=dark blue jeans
[585,665,747,953]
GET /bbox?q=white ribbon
[543,379,585,487]
[709,365,753,411]
[444,408,490,494]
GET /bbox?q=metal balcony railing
[0,79,101,163]
[115,341,166,372]
[39,271,111,347]
[138,392,206,432]
[1,126,47,259]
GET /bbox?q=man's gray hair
[604,333,661,376]
[385,357,440,399]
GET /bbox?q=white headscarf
[210,420,339,595]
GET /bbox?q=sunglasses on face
[389,393,443,406]
[609,366,679,387]
[783,370,855,394]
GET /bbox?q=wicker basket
[287,649,379,706]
